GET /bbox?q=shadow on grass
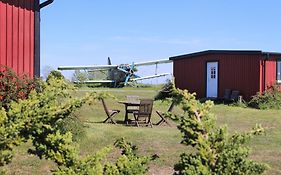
[83,120,133,126]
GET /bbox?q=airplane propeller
[116,62,141,85]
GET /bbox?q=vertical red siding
[174,57,205,97]
[173,53,261,100]
[259,59,263,94]
[0,1,7,67]
[264,55,281,90]
[0,0,35,77]
[265,59,276,88]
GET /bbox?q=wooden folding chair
[155,101,175,126]
[223,89,231,100]
[101,98,120,124]
[126,95,140,113]
[230,90,240,101]
[223,90,240,103]
[133,99,154,127]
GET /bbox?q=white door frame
[206,61,219,98]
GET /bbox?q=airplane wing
[131,73,171,81]
[58,59,172,70]
[133,59,172,66]
[58,65,117,71]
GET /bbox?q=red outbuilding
[170,50,281,100]
[0,0,53,77]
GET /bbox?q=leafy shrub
[54,138,151,175]
[163,87,269,175]
[46,70,65,82]
[57,114,86,142]
[71,70,87,86]
[104,138,151,175]
[249,85,281,110]
[0,77,85,168]
[0,75,99,169]
[0,66,38,109]
[0,109,19,166]
[154,80,175,100]
[1,74,151,174]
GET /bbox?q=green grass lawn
[4,88,281,175]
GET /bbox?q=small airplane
[58,57,172,87]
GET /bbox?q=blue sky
[40,1,281,82]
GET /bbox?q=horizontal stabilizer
[133,59,172,66]
[131,73,171,81]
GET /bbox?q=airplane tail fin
[108,57,112,65]
[107,57,114,80]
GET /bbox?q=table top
[118,101,140,105]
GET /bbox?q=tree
[72,70,88,84]
[1,73,151,174]
[46,70,65,82]
[42,65,54,80]
[156,84,269,175]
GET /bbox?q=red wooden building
[0,0,53,77]
[170,50,281,100]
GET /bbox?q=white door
[206,62,218,98]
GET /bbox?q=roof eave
[169,50,264,60]
[262,51,281,56]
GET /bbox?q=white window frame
[277,60,281,83]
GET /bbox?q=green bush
[46,70,65,82]
[57,114,86,142]
[54,138,151,175]
[154,80,175,100]
[105,138,151,175]
[249,85,281,110]
[1,74,151,174]
[162,87,268,175]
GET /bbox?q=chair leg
[163,119,171,127]
[160,116,171,126]
[136,121,140,127]
[156,111,163,125]
[149,121,153,128]
[156,111,172,126]
[133,113,139,127]
[156,118,164,125]
[103,117,116,124]
[103,117,110,123]
[104,113,118,124]
[110,113,117,124]
[110,117,117,124]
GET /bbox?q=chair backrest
[101,98,110,116]
[223,89,231,99]
[126,95,139,102]
[138,99,154,116]
[230,90,240,101]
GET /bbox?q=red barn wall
[174,57,205,98]
[173,53,261,100]
[0,0,35,77]
[264,55,281,90]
